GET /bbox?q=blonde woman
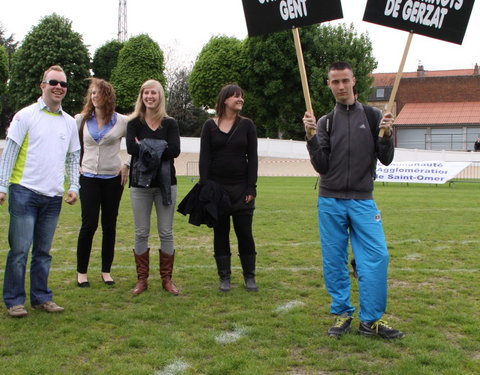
[126,80,181,296]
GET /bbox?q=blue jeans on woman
[3,184,62,308]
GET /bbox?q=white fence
[3,137,480,162]
[180,137,310,159]
[3,138,480,180]
[178,137,480,162]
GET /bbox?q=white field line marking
[433,245,450,250]
[2,238,479,254]
[154,360,190,375]
[404,253,422,260]
[215,325,248,345]
[274,300,306,313]
[0,264,477,275]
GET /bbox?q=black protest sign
[363,0,476,44]
[242,0,343,37]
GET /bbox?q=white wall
[180,137,309,159]
[4,137,480,162]
[179,137,480,162]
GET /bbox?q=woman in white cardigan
[75,78,129,287]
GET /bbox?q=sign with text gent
[242,0,343,37]
[363,0,476,44]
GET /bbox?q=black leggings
[76,175,124,273]
[213,214,255,257]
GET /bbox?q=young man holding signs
[303,62,403,339]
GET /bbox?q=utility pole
[118,0,127,42]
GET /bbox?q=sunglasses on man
[42,79,68,88]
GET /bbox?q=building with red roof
[369,64,480,151]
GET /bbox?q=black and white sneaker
[358,319,404,339]
[327,313,353,338]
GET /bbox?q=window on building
[376,88,385,98]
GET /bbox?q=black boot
[239,254,258,292]
[214,255,231,292]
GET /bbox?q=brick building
[369,64,480,151]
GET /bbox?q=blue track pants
[317,197,389,323]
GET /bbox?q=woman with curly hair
[75,78,129,287]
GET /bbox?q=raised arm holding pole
[379,31,414,138]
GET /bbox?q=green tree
[189,36,247,109]
[243,29,311,139]
[0,23,18,71]
[188,24,376,140]
[0,24,19,137]
[308,23,377,118]
[92,40,124,81]
[243,23,376,140]
[110,34,166,113]
[167,67,209,137]
[0,46,8,99]
[0,45,8,137]
[8,13,90,114]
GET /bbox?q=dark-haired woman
[199,84,259,292]
[76,78,129,287]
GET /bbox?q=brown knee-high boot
[159,249,179,295]
[132,249,149,295]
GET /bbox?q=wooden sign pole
[292,27,313,114]
[292,27,315,134]
[379,31,414,137]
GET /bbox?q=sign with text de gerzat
[363,0,476,44]
[242,0,343,37]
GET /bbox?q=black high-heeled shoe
[77,274,90,288]
[101,275,115,286]
[77,281,90,288]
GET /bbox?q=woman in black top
[199,84,258,292]
[126,79,180,296]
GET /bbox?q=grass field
[0,177,479,375]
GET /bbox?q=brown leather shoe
[7,305,28,317]
[132,249,149,295]
[32,301,64,313]
[159,250,179,296]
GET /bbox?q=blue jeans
[3,184,62,308]
[317,197,389,323]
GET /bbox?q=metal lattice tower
[117,0,127,42]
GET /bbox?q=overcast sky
[1,0,479,73]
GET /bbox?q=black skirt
[220,182,255,216]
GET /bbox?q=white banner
[376,161,471,184]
